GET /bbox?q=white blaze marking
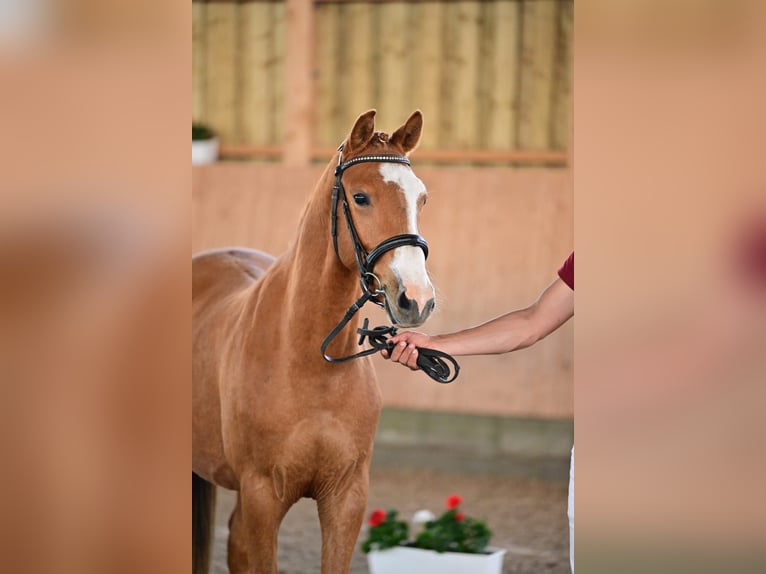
[379,163,425,234]
[378,163,432,293]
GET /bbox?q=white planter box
[192,138,219,165]
[367,546,506,574]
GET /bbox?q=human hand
[381,331,439,370]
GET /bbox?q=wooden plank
[516,0,558,149]
[240,2,274,145]
[487,0,520,149]
[550,0,572,151]
[409,1,443,150]
[315,3,340,147]
[378,2,410,131]
[346,3,375,120]
[283,0,314,165]
[272,1,287,145]
[233,3,245,144]
[192,2,207,123]
[367,3,383,127]
[333,3,353,134]
[438,2,459,146]
[205,4,238,142]
[476,0,494,149]
[452,1,481,147]
[205,2,238,144]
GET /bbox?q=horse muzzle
[385,285,436,328]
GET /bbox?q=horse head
[334,110,435,328]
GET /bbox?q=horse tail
[192,472,216,574]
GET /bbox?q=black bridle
[320,143,459,384]
[330,144,428,302]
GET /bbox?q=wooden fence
[192,0,572,165]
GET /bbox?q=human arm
[382,276,574,370]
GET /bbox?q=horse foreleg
[228,476,290,574]
[317,472,369,574]
[226,494,249,574]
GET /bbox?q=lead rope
[321,302,460,384]
[357,319,460,384]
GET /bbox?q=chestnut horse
[192,110,435,574]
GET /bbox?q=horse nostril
[398,290,412,311]
[424,298,435,315]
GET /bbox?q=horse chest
[238,411,377,501]
[248,408,377,461]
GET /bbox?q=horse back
[193,247,275,304]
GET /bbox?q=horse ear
[346,109,377,154]
[390,110,423,155]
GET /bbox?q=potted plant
[362,494,506,574]
[192,122,218,165]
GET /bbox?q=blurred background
[192,1,572,572]
[2,0,763,573]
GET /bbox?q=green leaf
[414,512,492,554]
[359,514,409,554]
[192,123,215,141]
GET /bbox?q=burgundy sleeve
[737,216,766,289]
[557,251,574,290]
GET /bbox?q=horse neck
[278,161,364,358]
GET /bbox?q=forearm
[432,308,540,356]
[428,278,574,357]
[387,278,573,368]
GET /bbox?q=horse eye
[353,193,370,206]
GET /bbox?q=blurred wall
[192,162,573,419]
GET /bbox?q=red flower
[368,508,387,527]
[454,512,465,522]
[446,494,462,509]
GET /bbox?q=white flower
[412,509,435,524]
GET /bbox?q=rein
[320,144,460,384]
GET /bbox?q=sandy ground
[209,457,570,574]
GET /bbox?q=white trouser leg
[568,446,574,573]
